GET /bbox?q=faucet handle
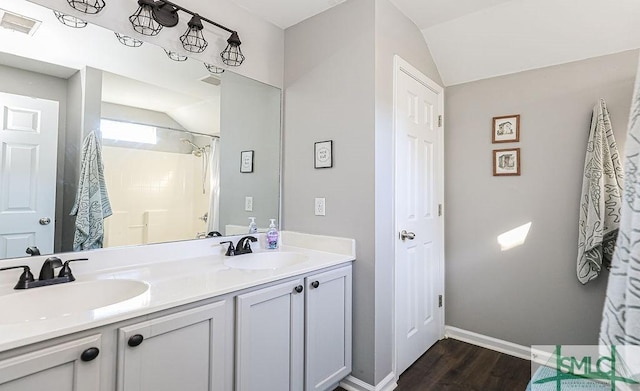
[59,258,88,281]
[26,246,41,256]
[0,266,35,289]
[220,241,235,256]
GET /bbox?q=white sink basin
[0,279,149,325]
[224,252,309,270]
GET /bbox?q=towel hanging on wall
[576,98,623,284]
[600,56,640,345]
[70,130,113,251]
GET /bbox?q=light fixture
[53,11,87,28]
[180,15,207,53]
[115,32,143,47]
[164,49,187,62]
[220,31,244,67]
[129,0,165,36]
[66,0,105,14]
[127,0,245,66]
[204,63,224,74]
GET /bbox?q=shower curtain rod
[101,117,220,138]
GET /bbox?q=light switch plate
[315,198,326,216]
[245,196,253,212]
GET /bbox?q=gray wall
[284,0,443,385]
[445,50,638,346]
[0,64,68,253]
[219,71,281,232]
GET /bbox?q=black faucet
[235,236,258,255]
[220,241,235,256]
[25,246,40,256]
[0,258,88,290]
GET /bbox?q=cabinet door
[0,335,102,391]
[305,266,352,391]
[236,279,304,391]
[117,301,227,391]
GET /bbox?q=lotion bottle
[248,217,257,234]
[266,219,279,249]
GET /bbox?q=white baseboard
[339,372,397,391]
[444,326,531,361]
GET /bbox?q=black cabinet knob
[311,281,320,289]
[80,347,100,362]
[294,285,303,293]
[128,334,144,347]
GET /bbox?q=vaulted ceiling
[228,0,640,86]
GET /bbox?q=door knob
[400,230,415,241]
[39,217,51,225]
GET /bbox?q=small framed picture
[493,148,520,176]
[240,150,254,173]
[314,140,333,169]
[492,114,520,143]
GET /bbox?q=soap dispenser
[248,217,257,234]
[266,219,279,249]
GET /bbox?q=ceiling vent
[200,75,221,87]
[0,9,41,36]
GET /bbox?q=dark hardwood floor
[336,339,531,391]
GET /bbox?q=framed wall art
[240,150,254,173]
[492,114,520,143]
[493,148,520,176]
[314,140,333,169]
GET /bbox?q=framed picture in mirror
[314,140,333,169]
[241,150,254,173]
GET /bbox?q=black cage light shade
[53,11,87,28]
[180,15,208,53]
[220,31,244,67]
[67,0,105,14]
[129,0,164,36]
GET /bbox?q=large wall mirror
[0,0,281,260]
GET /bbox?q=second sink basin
[0,279,149,325]
[224,252,309,270]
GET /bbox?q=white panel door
[0,92,58,258]
[394,58,444,375]
[236,279,304,391]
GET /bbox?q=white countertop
[0,232,355,353]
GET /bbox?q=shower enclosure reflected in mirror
[0,0,281,260]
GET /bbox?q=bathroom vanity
[0,232,354,391]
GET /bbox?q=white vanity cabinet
[305,266,352,391]
[0,335,102,391]
[116,301,229,391]
[235,265,353,391]
[236,278,305,391]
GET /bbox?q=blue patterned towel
[70,130,112,251]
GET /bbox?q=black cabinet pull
[128,334,144,347]
[294,285,303,293]
[311,281,320,289]
[80,347,100,362]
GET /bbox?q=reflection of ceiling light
[53,11,87,28]
[497,222,532,251]
[67,0,106,14]
[164,49,187,62]
[0,9,41,35]
[204,63,224,74]
[115,32,143,47]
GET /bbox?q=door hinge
[438,295,443,308]
[438,204,443,217]
[438,115,443,128]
